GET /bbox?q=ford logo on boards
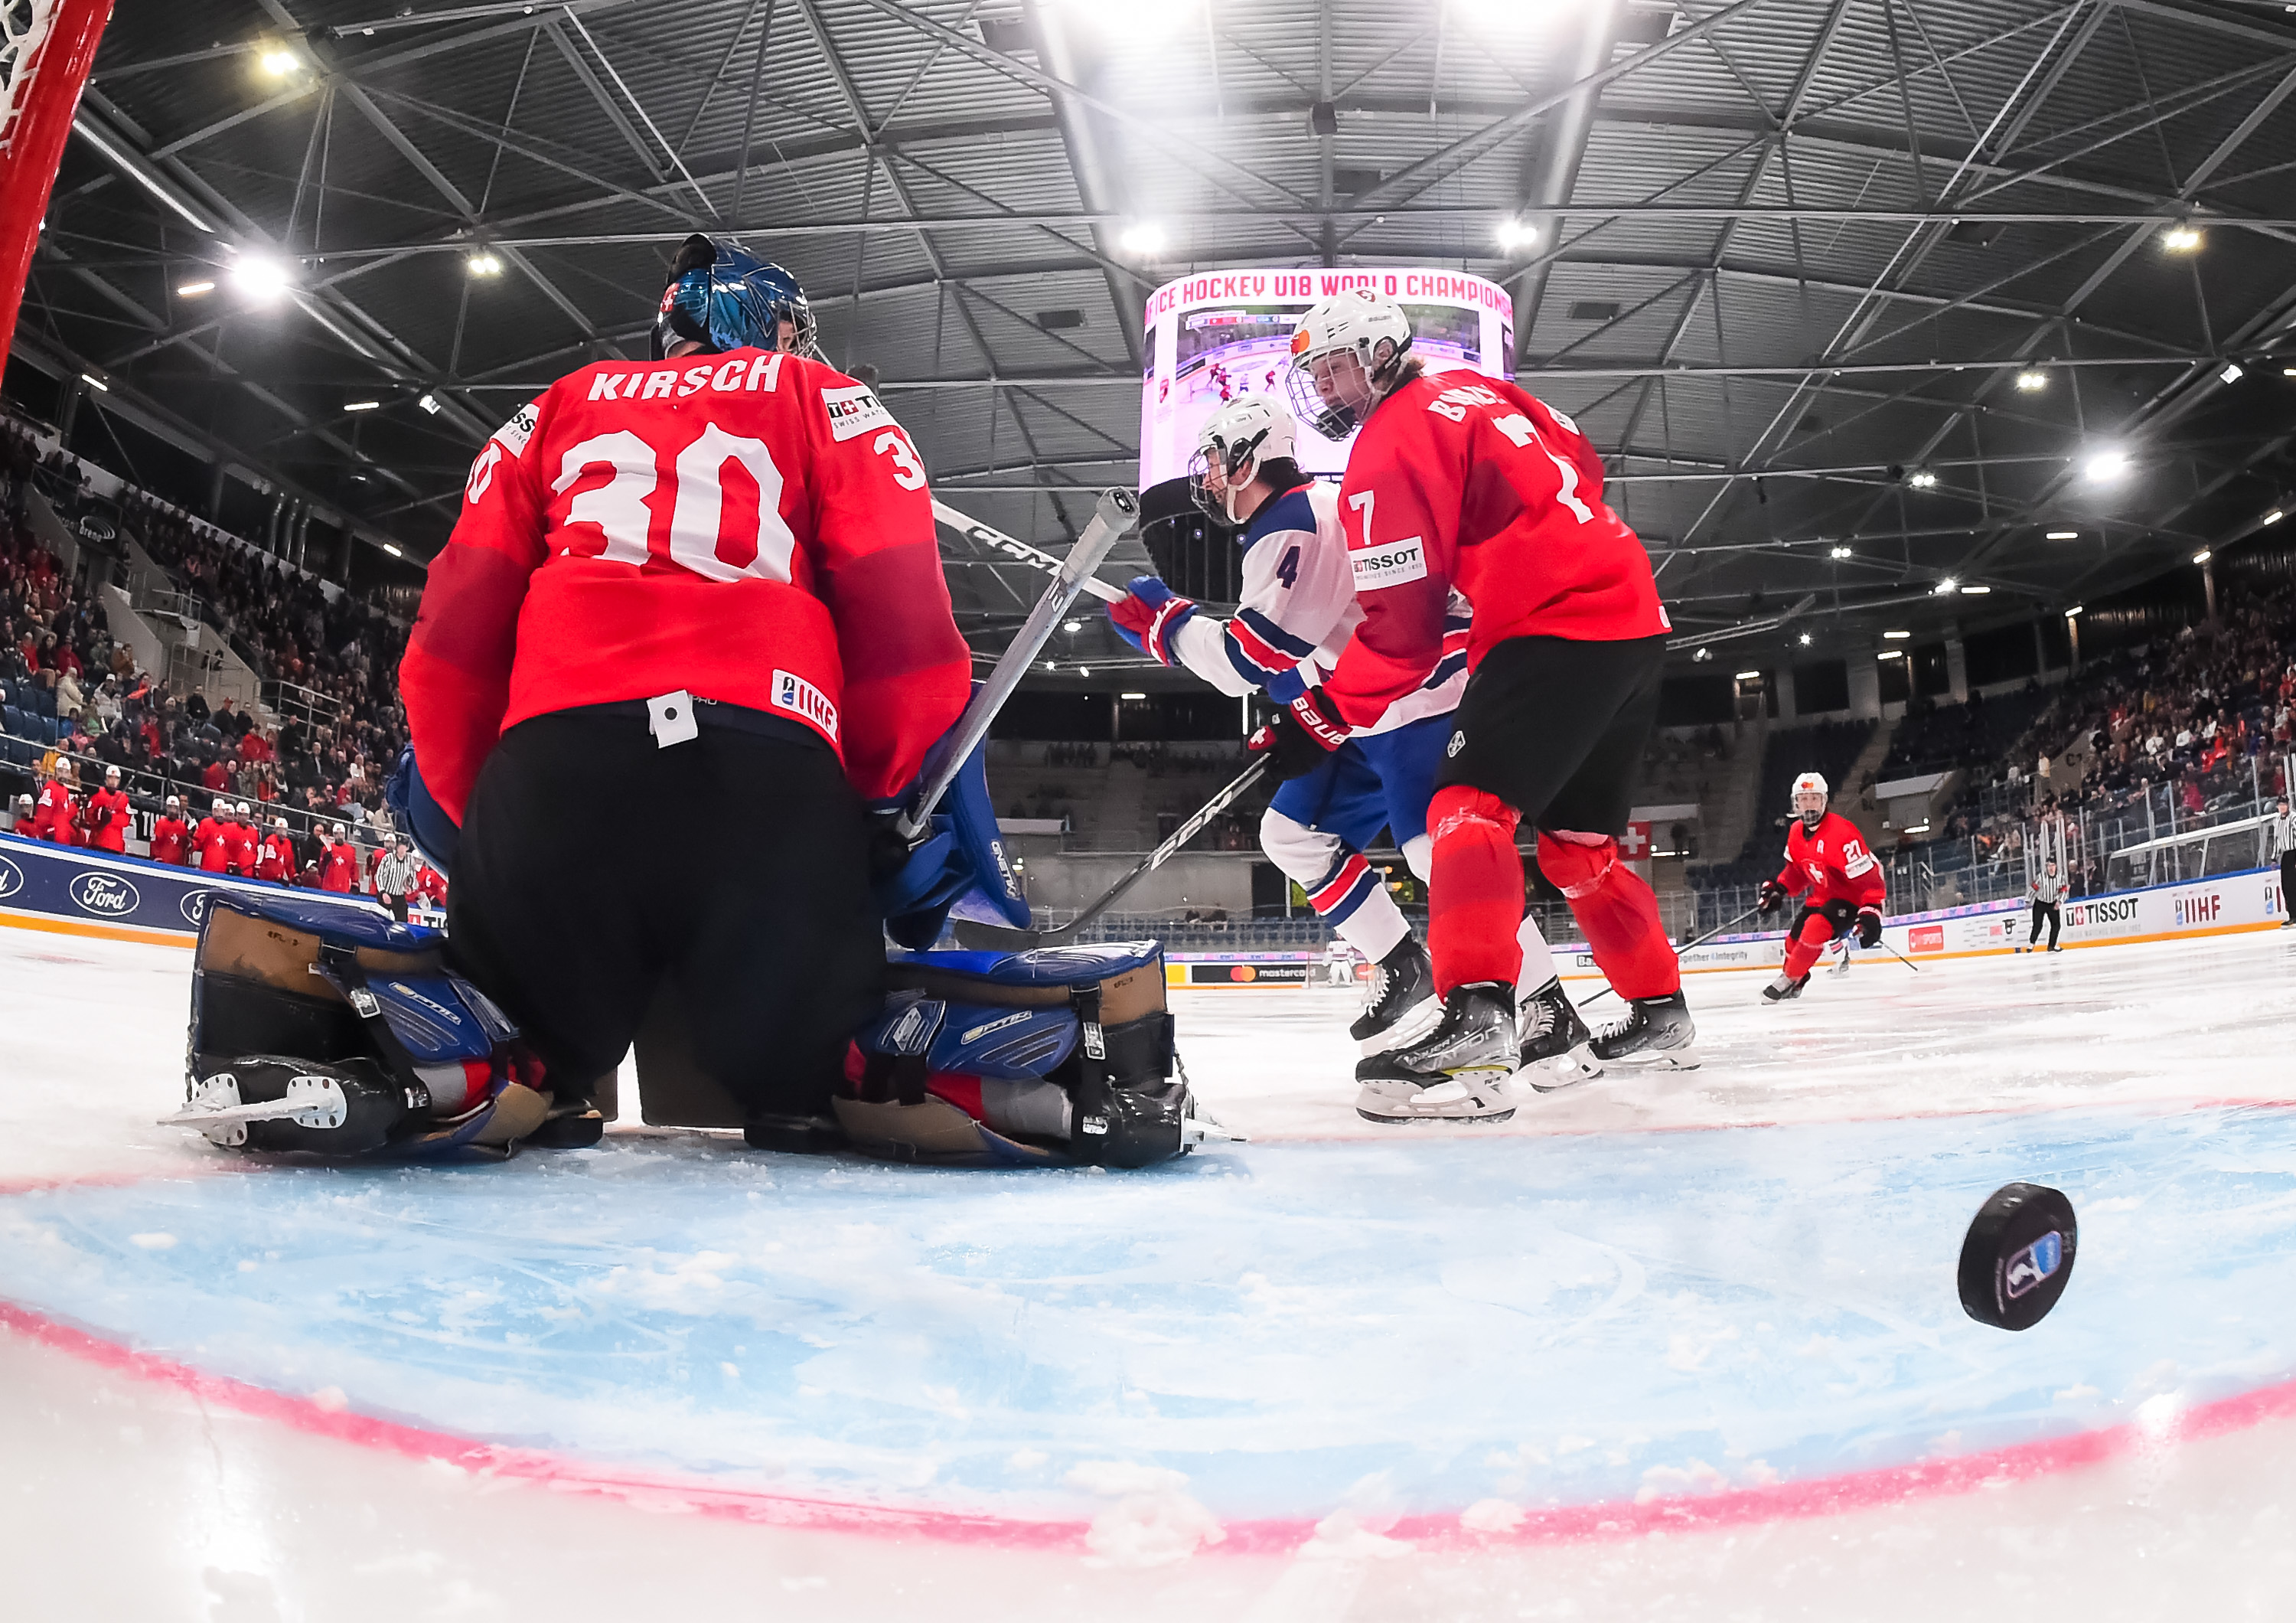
[0,853,21,901]
[69,871,141,916]
[181,890,214,926]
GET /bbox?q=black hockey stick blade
[951,758,1273,953]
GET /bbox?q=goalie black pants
[445,704,882,1119]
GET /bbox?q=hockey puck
[1958,1182,2078,1331]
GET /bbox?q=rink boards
[1171,861,2290,985]
[0,831,385,945]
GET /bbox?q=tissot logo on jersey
[771,668,838,740]
[820,383,896,442]
[1352,536,1428,588]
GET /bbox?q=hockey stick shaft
[933,498,1129,605]
[1052,756,1271,939]
[1577,903,1765,1008]
[1875,936,1923,972]
[898,488,1138,841]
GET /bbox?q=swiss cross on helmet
[1283,288,1414,441]
[651,233,818,361]
[1188,394,1296,525]
[1792,771,1829,828]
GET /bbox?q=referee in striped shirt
[2270,795,2294,929]
[373,837,419,924]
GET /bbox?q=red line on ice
[5,1295,2295,1556]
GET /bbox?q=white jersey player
[1110,395,1593,1076]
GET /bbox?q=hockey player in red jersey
[149,796,191,867]
[257,816,298,883]
[319,823,359,893]
[1265,289,1694,1121]
[227,801,260,877]
[400,235,970,1148]
[30,765,77,844]
[194,798,233,872]
[1755,772,1886,1001]
[83,766,132,854]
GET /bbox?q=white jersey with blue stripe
[1165,482,1468,736]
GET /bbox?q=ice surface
[5,924,2296,1620]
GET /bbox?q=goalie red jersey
[400,348,970,819]
[1776,812,1885,910]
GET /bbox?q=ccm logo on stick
[1351,537,1427,588]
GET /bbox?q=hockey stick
[1873,934,1923,972]
[1577,902,1764,1009]
[952,756,1273,951]
[933,499,1129,606]
[897,488,1138,841]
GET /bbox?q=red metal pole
[0,0,120,356]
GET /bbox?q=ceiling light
[465,253,502,278]
[2219,361,2244,385]
[175,279,214,297]
[2265,510,2285,526]
[2065,605,2082,619]
[228,254,292,303]
[1119,691,1147,700]
[381,543,403,557]
[1063,619,1082,632]
[1798,632,1812,645]
[2014,370,2048,391]
[1908,470,1938,489]
[1495,216,1539,251]
[1117,221,1165,256]
[2161,226,2202,253]
[78,372,106,392]
[258,47,302,76]
[344,400,380,412]
[1692,647,1711,661]
[1734,670,1760,681]
[1883,629,1910,639]
[1878,649,1903,660]
[1829,545,1852,559]
[2084,450,2128,482]
[1078,666,1091,677]
[2285,367,2296,378]
[416,393,440,414]
[2193,549,2212,564]
[1959,584,1991,594]
[1934,577,1958,595]
[1043,661,1056,671]
[2046,530,2079,540]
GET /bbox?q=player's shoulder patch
[491,395,543,459]
[1351,534,1427,589]
[820,380,896,442]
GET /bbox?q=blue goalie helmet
[651,233,818,361]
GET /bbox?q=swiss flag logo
[1621,821,1652,859]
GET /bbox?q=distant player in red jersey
[194,798,233,872]
[1756,772,1886,1001]
[83,766,132,854]
[150,796,191,866]
[1265,289,1692,1122]
[227,801,260,877]
[319,822,359,893]
[258,816,298,883]
[400,236,969,1145]
[31,766,77,844]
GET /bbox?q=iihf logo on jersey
[2002,1229,2064,1300]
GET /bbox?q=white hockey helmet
[212,797,230,817]
[236,800,252,816]
[1792,771,1829,825]
[1283,288,1414,441]
[1188,394,1296,525]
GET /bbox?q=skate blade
[1525,1047,1603,1092]
[1353,1067,1517,1123]
[1355,993,1443,1056]
[1598,1044,1701,1071]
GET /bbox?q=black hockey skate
[1517,976,1600,1091]
[1588,991,1700,1069]
[1353,982,1519,1122]
[1761,972,1809,1002]
[1350,934,1440,1054]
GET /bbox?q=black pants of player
[2280,853,2295,920]
[1792,899,1858,943]
[2029,900,2061,949]
[1432,632,1668,831]
[446,704,882,1121]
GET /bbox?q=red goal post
[0,0,116,359]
